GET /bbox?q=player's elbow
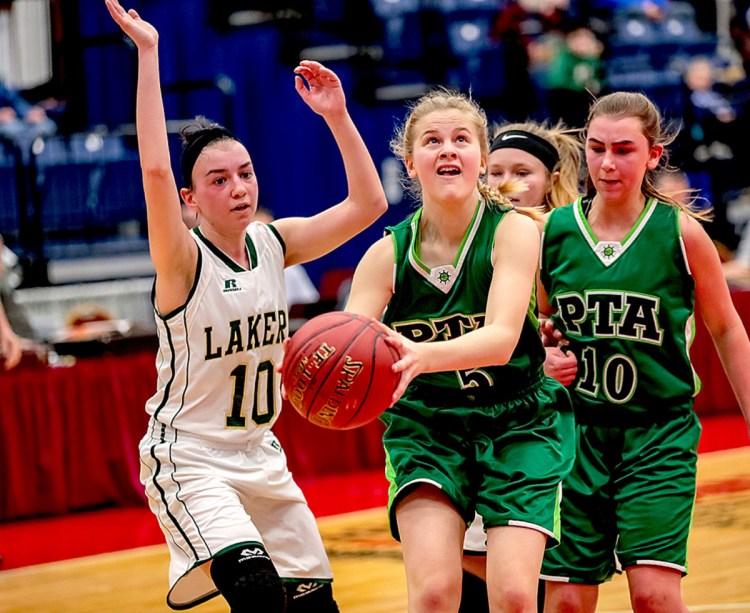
[141,164,173,182]
[340,195,388,232]
[493,349,513,367]
[488,328,520,366]
[363,193,389,219]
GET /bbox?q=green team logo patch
[436,268,452,284]
[594,241,622,265]
[428,265,457,292]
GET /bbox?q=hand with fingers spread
[293,61,346,119]
[105,0,158,50]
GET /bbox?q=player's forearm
[135,45,172,175]
[713,325,750,432]
[419,324,521,373]
[326,112,387,222]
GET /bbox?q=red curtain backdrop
[691,290,750,415]
[1,289,748,522]
[0,348,385,522]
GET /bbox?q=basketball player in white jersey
[105,2,388,611]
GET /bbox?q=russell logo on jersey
[223,279,242,293]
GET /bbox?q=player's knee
[630,587,683,613]
[413,580,462,612]
[210,544,285,612]
[284,580,340,612]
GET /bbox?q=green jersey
[540,197,699,421]
[383,200,545,397]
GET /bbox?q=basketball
[282,311,400,430]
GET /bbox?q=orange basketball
[282,311,400,430]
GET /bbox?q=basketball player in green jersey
[539,91,750,612]
[461,121,583,612]
[345,90,575,613]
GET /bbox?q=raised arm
[105,0,197,313]
[272,61,387,266]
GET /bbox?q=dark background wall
[59,0,419,287]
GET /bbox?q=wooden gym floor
[0,417,749,612]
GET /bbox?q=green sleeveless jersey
[383,200,545,397]
[540,197,699,420]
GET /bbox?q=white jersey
[145,222,288,446]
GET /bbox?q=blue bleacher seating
[37,162,98,235]
[432,0,500,17]
[369,0,419,20]
[447,17,493,57]
[445,45,506,100]
[609,1,717,69]
[314,0,347,25]
[370,67,432,102]
[0,145,20,240]
[441,8,506,100]
[96,158,146,228]
[606,52,654,76]
[610,9,662,53]
[381,10,424,65]
[661,2,707,42]
[368,0,425,67]
[32,134,145,242]
[606,68,685,118]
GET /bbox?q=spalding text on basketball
[312,355,364,427]
[288,342,337,410]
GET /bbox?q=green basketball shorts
[380,375,575,545]
[541,408,700,584]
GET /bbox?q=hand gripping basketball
[281,311,400,429]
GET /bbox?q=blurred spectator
[0,235,37,341]
[0,300,21,369]
[719,4,750,292]
[0,79,57,156]
[515,0,571,28]
[0,235,45,368]
[517,0,569,11]
[723,189,750,286]
[654,168,750,287]
[672,57,744,254]
[545,26,604,128]
[489,1,548,120]
[684,57,736,124]
[729,2,750,128]
[654,169,695,206]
